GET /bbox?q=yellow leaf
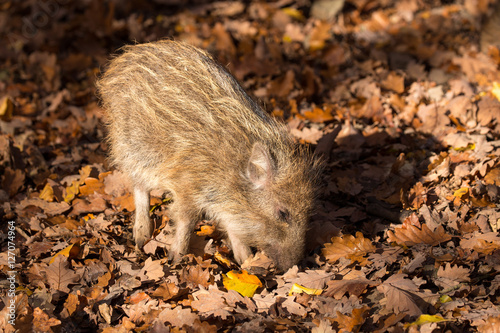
[214,251,232,268]
[289,283,323,296]
[39,183,54,202]
[453,187,469,198]
[282,7,304,20]
[49,241,81,264]
[405,314,446,327]
[223,270,262,297]
[492,82,500,102]
[64,180,80,203]
[439,295,452,303]
[0,96,14,121]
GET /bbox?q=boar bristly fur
[97,40,320,271]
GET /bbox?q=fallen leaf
[322,232,376,264]
[49,241,81,264]
[223,270,263,297]
[152,282,180,301]
[289,283,323,296]
[45,255,81,293]
[33,307,62,333]
[387,223,452,247]
[332,306,369,333]
[405,314,446,327]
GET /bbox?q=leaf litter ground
[1,0,500,332]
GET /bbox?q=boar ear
[247,142,275,188]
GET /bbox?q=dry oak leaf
[477,315,500,333]
[387,223,452,247]
[322,232,376,265]
[324,270,376,299]
[484,168,500,186]
[45,255,81,293]
[435,263,471,290]
[191,285,232,319]
[282,296,308,317]
[152,282,180,301]
[17,198,71,216]
[332,306,369,333]
[377,273,427,317]
[382,72,405,93]
[158,306,198,329]
[137,257,165,282]
[302,106,335,123]
[460,232,500,255]
[180,265,213,288]
[33,307,62,333]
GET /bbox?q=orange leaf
[79,177,105,196]
[223,270,263,297]
[302,106,335,123]
[332,306,369,333]
[196,225,216,236]
[322,232,376,264]
[387,223,452,247]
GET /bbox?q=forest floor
[1,0,500,332]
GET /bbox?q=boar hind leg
[169,201,197,263]
[133,187,153,248]
[225,229,252,265]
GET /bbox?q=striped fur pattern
[97,40,320,270]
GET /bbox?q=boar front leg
[133,187,153,248]
[225,228,253,265]
[169,200,197,263]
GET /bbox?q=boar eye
[278,209,291,223]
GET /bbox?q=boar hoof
[133,223,152,248]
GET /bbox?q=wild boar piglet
[97,40,320,271]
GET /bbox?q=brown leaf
[332,306,369,333]
[152,282,180,301]
[477,95,500,126]
[191,285,231,319]
[382,72,405,93]
[17,198,71,216]
[267,70,295,98]
[460,232,500,255]
[158,306,198,329]
[484,168,500,186]
[2,167,25,197]
[387,223,452,247]
[435,263,470,289]
[33,307,62,333]
[324,270,375,299]
[137,257,164,282]
[477,315,500,333]
[44,255,81,293]
[180,265,213,288]
[322,232,376,265]
[70,195,107,215]
[377,274,425,317]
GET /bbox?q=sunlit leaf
[223,270,262,297]
[289,283,323,296]
[49,241,81,264]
